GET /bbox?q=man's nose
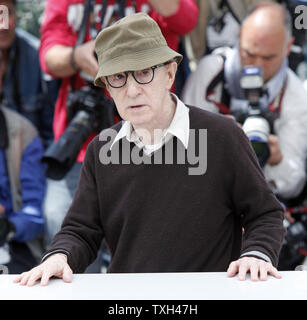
[250,56,265,69]
[126,73,142,97]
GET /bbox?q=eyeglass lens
[107,67,154,88]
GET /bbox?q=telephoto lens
[242,116,271,167]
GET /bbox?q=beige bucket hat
[94,12,183,88]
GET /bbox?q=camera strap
[205,56,231,114]
[0,109,8,149]
[100,0,137,28]
[268,76,287,119]
[69,0,93,91]
[77,0,95,46]
[220,0,240,24]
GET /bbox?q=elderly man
[182,2,307,201]
[15,13,284,286]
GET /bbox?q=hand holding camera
[72,40,98,78]
[267,134,283,166]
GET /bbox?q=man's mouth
[129,105,146,109]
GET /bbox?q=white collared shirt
[111,94,190,155]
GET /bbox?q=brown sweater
[44,106,284,273]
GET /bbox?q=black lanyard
[0,109,8,149]
[78,0,139,44]
[100,0,137,30]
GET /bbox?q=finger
[268,134,277,144]
[40,269,53,286]
[26,268,44,287]
[259,264,268,281]
[227,261,239,277]
[268,265,282,279]
[250,263,260,281]
[19,271,32,286]
[238,262,248,281]
[13,272,26,283]
[62,265,73,283]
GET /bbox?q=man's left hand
[227,256,282,281]
[267,134,283,165]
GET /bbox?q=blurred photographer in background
[0,105,45,273]
[0,0,59,149]
[182,1,307,202]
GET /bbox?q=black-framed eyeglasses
[106,62,170,88]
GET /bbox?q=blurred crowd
[1,0,307,274]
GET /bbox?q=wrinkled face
[103,62,177,129]
[0,0,16,49]
[239,23,292,82]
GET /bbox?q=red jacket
[39,0,198,162]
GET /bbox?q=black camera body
[66,85,113,133]
[233,66,273,168]
[43,84,116,180]
[278,211,307,270]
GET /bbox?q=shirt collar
[111,94,190,150]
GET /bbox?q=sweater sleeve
[226,122,285,267]
[44,138,104,272]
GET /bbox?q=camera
[235,66,273,168]
[278,210,307,270]
[42,83,116,180]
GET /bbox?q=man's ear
[100,77,107,88]
[166,61,178,90]
[101,77,112,96]
[286,36,294,57]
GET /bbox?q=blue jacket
[0,107,45,243]
[2,28,59,149]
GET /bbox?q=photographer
[182,2,307,201]
[39,0,198,264]
[0,0,59,149]
[0,105,45,273]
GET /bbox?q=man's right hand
[13,253,73,286]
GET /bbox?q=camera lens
[242,116,271,167]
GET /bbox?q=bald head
[239,2,294,82]
[242,2,292,41]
